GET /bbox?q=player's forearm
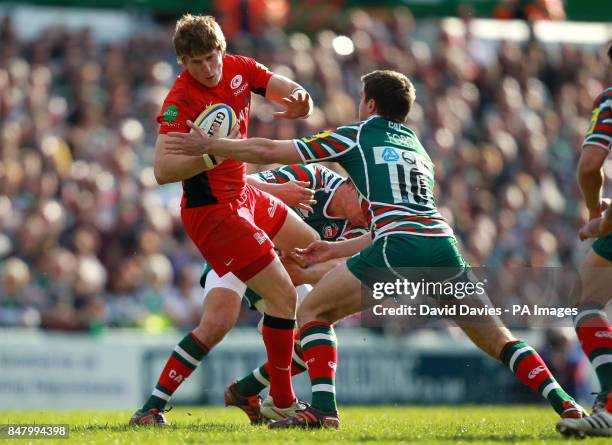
[208,138,294,165]
[154,153,205,184]
[328,233,373,259]
[299,259,344,284]
[577,168,603,215]
[247,175,278,195]
[602,204,612,227]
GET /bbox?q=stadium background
[0,0,610,410]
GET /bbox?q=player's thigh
[578,244,612,306]
[203,268,247,301]
[246,256,297,318]
[298,262,362,325]
[272,208,319,251]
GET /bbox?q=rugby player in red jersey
[130,14,318,426]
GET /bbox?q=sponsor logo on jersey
[595,330,612,339]
[386,131,414,148]
[233,83,249,95]
[322,222,340,239]
[382,147,400,162]
[230,74,243,89]
[401,151,416,164]
[302,130,332,143]
[528,365,546,380]
[163,105,179,121]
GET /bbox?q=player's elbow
[154,165,171,185]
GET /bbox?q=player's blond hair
[173,14,227,62]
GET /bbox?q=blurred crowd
[0,9,610,332]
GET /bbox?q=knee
[297,300,321,326]
[264,282,297,318]
[194,315,235,347]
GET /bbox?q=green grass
[1,406,606,444]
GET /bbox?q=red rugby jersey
[157,54,273,207]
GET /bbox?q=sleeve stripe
[586,134,612,143]
[594,123,612,133]
[294,139,314,162]
[329,131,357,147]
[294,164,316,185]
[320,142,339,156]
[310,140,330,158]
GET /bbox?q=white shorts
[203,268,247,300]
[203,268,312,315]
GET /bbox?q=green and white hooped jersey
[293,115,454,240]
[253,164,368,241]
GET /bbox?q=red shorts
[181,184,288,281]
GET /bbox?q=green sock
[236,365,269,396]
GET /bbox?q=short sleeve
[157,88,192,134]
[293,125,360,164]
[583,91,612,152]
[235,55,273,97]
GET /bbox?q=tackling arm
[153,134,208,184]
[577,145,609,219]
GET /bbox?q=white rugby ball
[192,103,237,170]
[193,103,237,137]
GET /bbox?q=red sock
[262,314,296,408]
[143,332,209,410]
[574,304,612,393]
[607,389,612,413]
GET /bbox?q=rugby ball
[193,103,237,170]
[194,103,237,137]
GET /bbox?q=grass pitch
[2,406,606,444]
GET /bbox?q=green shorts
[346,234,469,292]
[593,233,612,262]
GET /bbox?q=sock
[300,321,338,412]
[574,304,612,393]
[500,340,573,415]
[606,389,612,413]
[262,313,296,408]
[236,342,307,396]
[142,332,209,411]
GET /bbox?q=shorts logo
[254,232,267,245]
[230,74,243,89]
[328,361,337,370]
[224,258,234,266]
[322,222,340,239]
[595,331,612,339]
[268,199,277,217]
[528,365,546,380]
[163,105,179,121]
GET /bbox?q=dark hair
[173,14,226,62]
[608,41,612,63]
[361,70,415,123]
